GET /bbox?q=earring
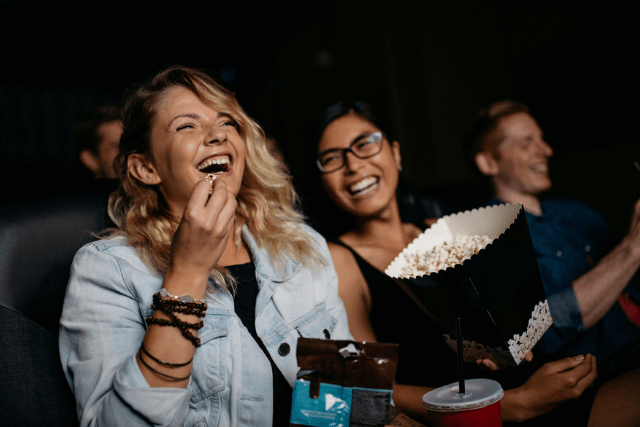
[398,164,403,173]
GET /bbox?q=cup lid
[422,378,504,412]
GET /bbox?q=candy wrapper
[385,203,552,366]
[290,338,399,427]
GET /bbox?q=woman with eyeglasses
[311,101,637,426]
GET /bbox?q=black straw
[456,316,465,394]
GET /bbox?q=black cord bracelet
[140,342,193,367]
[138,348,191,381]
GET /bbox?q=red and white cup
[422,378,504,427]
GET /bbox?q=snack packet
[290,338,399,427]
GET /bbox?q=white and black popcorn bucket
[385,203,552,366]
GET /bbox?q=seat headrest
[0,187,112,334]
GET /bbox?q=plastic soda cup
[422,378,504,427]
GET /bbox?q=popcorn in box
[385,203,552,366]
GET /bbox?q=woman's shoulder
[326,239,356,263]
[75,236,132,259]
[72,236,153,276]
[324,234,358,259]
[65,237,163,316]
[325,239,366,286]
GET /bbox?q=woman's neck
[353,215,408,246]
[218,225,252,267]
[342,202,421,271]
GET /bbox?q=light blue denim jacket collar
[242,225,301,284]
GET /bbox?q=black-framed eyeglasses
[317,132,384,173]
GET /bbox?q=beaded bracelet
[145,313,203,347]
[138,348,191,381]
[153,293,207,315]
[151,301,206,318]
[148,290,207,347]
[146,313,204,331]
[152,299,206,328]
[158,288,207,306]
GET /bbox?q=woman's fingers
[185,178,235,228]
[517,354,596,419]
[477,358,502,371]
[476,351,533,371]
[169,178,237,277]
[573,354,598,391]
[187,178,219,208]
[202,182,237,246]
[544,354,589,375]
[206,180,237,224]
[553,354,597,399]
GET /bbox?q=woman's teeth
[349,177,379,195]
[197,156,230,173]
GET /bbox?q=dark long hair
[312,100,394,150]
[302,100,399,238]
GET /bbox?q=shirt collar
[241,224,301,283]
[486,197,565,225]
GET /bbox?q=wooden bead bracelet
[147,290,207,347]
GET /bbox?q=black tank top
[227,262,292,426]
[329,239,461,387]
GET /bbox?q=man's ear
[474,151,499,177]
[79,149,100,176]
[127,154,161,185]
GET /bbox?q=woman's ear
[474,151,499,177]
[391,140,402,171]
[128,154,161,185]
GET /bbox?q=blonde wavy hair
[106,66,325,288]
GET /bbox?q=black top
[226,262,292,426]
[329,239,463,387]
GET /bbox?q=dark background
[1,0,637,237]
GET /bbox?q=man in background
[70,105,122,180]
[466,100,640,379]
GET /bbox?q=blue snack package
[289,339,398,427]
[290,380,352,426]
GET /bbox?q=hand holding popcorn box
[385,203,552,366]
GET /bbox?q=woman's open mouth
[348,176,379,197]
[197,155,231,175]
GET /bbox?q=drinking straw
[456,316,465,394]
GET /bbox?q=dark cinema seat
[0,185,112,427]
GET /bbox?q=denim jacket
[59,224,352,427]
